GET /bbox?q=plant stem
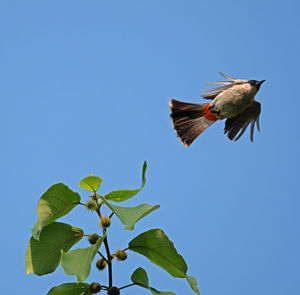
[94,192,112,287]
[109,212,114,218]
[97,251,108,263]
[93,192,102,218]
[119,283,135,290]
[103,230,113,287]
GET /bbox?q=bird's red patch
[203,103,218,121]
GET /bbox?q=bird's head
[248,79,265,90]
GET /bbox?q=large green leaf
[128,229,187,278]
[129,230,200,294]
[131,267,175,295]
[101,197,159,230]
[79,175,102,192]
[60,234,105,282]
[26,222,83,276]
[47,283,91,295]
[32,183,81,240]
[104,161,147,202]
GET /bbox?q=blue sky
[1,0,300,294]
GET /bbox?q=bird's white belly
[213,85,257,118]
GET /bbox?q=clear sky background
[1,1,299,294]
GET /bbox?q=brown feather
[169,99,216,146]
[224,101,261,142]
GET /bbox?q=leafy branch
[26,161,200,295]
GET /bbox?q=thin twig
[95,208,101,218]
[109,212,114,219]
[97,251,108,262]
[78,202,86,206]
[119,283,136,290]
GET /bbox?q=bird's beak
[257,80,265,87]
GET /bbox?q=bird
[168,72,265,147]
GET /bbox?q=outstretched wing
[201,72,248,100]
[224,101,261,142]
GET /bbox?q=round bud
[107,286,120,295]
[90,282,101,293]
[115,250,127,261]
[96,258,107,270]
[88,233,100,245]
[86,199,98,211]
[100,215,111,228]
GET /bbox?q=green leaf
[131,267,149,286]
[104,161,147,202]
[128,229,187,278]
[186,275,200,294]
[47,283,91,295]
[32,183,81,240]
[79,175,102,192]
[30,221,40,240]
[149,288,175,295]
[60,234,105,282]
[131,267,175,295]
[101,197,159,230]
[129,230,200,294]
[26,222,83,276]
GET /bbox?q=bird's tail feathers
[169,99,217,147]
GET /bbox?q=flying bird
[169,72,265,146]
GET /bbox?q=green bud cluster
[86,199,98,211]
[115,250,127,261]
[107,286,120,295]
[90,282,101,293]
[100,215,111,228]
[88,233,100,245]
[96,258,107,270]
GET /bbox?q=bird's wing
[201,72,248,100]
[224,101,261,142]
